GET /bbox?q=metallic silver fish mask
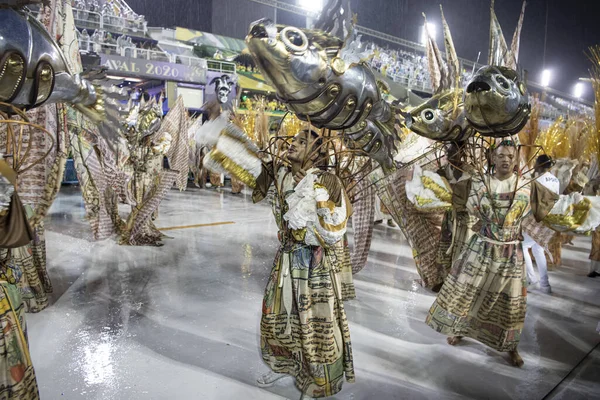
[404,90,474,142]
[246,18,397,171]
[247,19,332,99]
[0,6,126,151]
[464,66,531,137]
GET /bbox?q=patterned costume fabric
[164,97,190,191]
[0,184,39,398]
[521,214,555,252]
[0,282,39,399]
[0,219,52,314]
[121,170,178,246]
[435,166,478,282]
[68,110,122,240]
[547,233,563,268]
[348,164,375,274]
[374,169,444,289]
[426,175,531,352]
[333,235,356,301]
[436,210,478,280]
[209,172,224,187]
[230,177,244,194]
[254,168,354,398]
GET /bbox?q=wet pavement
[27,186,600,400]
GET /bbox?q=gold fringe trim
[209,149,258,188]
[317,200,336,212]
[422,175,452,203]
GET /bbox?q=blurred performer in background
[522,155,560,293]
[374,196,396,227]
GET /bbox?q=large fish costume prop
[0,1,125,145]
[245,0,399,172]
[403,7,474,143]
[464,0,530,137]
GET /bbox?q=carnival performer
[522,155,560,293]
[374,197,397,227]
[406,140,600,367]
[0,160,40,400]
[198,112,354,399]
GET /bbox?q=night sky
[354,0,600,101]
[127,0,600,101]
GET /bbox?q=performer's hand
[294,169,306,184]
[398,167,414,181]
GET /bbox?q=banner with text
[100,54,207,84]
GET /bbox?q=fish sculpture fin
[508,1,527,70]
[440,5,460,91]
[313,0,354,42]
[423,12,448,94]
[488,0,510,66]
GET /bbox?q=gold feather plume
[536,116,597,162]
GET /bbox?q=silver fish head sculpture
[464,66,531,137]
[0,7,127,152]
[246,18,397,171]
[246,19,331,100]
[404,90,474,142]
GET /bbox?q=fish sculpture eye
[423,110,435,122]
[281,27,308,53]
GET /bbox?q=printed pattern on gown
[258,168,354,398]
[436,209,478,279]
[0,277,39,399]
[332,235,355,301]
[427,175,530,352]
[375,168,444,289]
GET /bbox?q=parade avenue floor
[27,186,600,400]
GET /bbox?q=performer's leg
[257,371,287,387]
[508,350,524,367]
[447,336,463,345]
[522,234,537,285]
[532,242,551,292]
[588,260,600,277]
